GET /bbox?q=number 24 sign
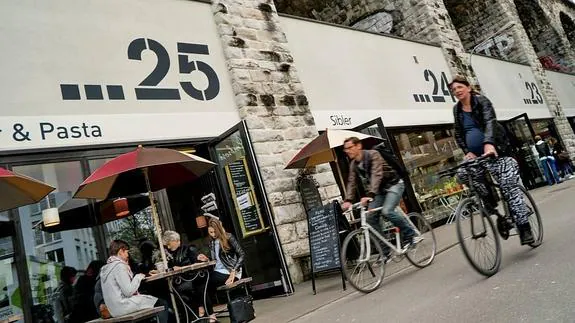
[60,38,220,101]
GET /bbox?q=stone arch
[443,0,518,60]
[274,0,409,37]
[560,12,575,49]
[514,0,574,72]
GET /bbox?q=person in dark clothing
[450,76,534,245]
[342,137,416,255]
[69,260,105,322]
[159,231,211,322]
[549,137,574,180]
[197,219,245,322]
[52,266,77,323]
[534,135,562,185]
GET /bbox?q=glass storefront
[10,162,99,321]
[392,128,466,223]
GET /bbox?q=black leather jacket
[453,94,510,156]
[165,244,199,268]
[209,234,245,272]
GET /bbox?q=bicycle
[340,202,436,293]
[438,154,543,277]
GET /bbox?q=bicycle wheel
[341,229,386,293]
[518,185,543,248]
[455,198,502,277]
[405,212,436,268]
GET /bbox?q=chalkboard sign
[297,176,323,213]
[308,202,341,272]
[225,158,266,237]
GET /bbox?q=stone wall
[210,0,341,283]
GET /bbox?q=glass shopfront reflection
[12,161,99,322]
[392,128,466,223]
[0,217,23,322]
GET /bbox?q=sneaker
[568,175,575,180]
[401,234,415,248]
[518,223,535,245]
[412,235,424,244]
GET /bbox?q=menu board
[298,177,323,212]
[308,202,341,272]
[225,158,265,237]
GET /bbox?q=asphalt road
[293,182,575,323]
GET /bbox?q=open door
[501,113,546,189]
[208,120,293,297]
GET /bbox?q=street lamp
[469,21,517,70]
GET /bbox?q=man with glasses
[342,137,416,254]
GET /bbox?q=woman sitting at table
[160,231,214,322]
[205,219,245,291]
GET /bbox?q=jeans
[154,298,170,323]
[366,180,415,241]
[539,157,560,185]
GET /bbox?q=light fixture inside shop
[42,207,60,227]
[113,198,129,217]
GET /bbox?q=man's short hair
[344,137,361,145]
[109,239,130,256]
[535,135,542,141]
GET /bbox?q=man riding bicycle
[450,76,534,245]
[341,137,416,256]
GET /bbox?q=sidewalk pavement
[251,180,574,322]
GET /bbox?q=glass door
[350,118,422,213]
[502,113,546,189]
[208,120,293,297]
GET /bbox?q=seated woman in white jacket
[100,239,169,323]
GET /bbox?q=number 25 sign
[60,38,220,101]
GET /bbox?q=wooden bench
[216,277,253,304]
[86,306,165,323]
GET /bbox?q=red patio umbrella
[0,167,55,212]
[73,146,216,269]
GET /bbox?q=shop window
[394,129,465,223]
[45,248,65,264]
[12,161,99,309]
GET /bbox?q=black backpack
[372,143,409,179]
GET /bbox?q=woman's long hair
[209,219,231,252]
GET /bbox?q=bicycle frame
[351,204,416,262]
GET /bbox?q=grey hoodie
[100,257,157,317]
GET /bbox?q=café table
[145,261,216,323]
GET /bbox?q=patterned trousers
[456,156,529,225]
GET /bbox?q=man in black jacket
[451,76,534,245]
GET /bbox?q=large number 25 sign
[128,38,220,101]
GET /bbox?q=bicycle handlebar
[437,154,495,178]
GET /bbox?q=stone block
[268,192,283,207]
[273,203,306,225]
[235,27,259,41]
[277,223,297,244]
[230,69,251,82]
[244,117,265,130]
[249,129,284,142]
[240,8,266,20]
[224,46,245,59]
[295,220,309,240]
[249,70,272,82]
[314,172,337,187]
[264,178,295,194]
[255,154,285,167]
[283,239,310,257]
[283,190,302,204]
[234,93,258,108]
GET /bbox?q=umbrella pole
[333,152,347,198]
[142,167,180,322]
